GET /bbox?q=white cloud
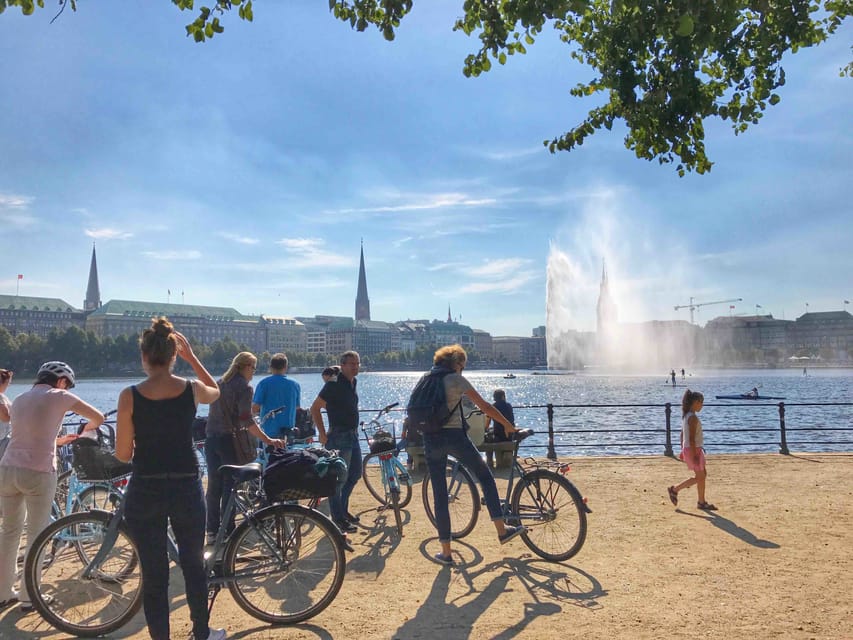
[460,270,538,294]
[275,237,354,268]
[468,258,532,279]
[217,231,259,245]
[85,227,134,240]
[142,250,202,260]
[324,192,498,215]
[0,193,34,209]
[426,262,465,272]
[0,192,37,228]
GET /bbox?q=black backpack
[406,366,460,436]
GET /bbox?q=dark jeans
[124,476,208,640]
[325,429,362,525]
[204,434,238,536]
[424,428,504,542]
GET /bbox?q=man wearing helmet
[0,361,105,611]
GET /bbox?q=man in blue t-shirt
[252,353,301,439]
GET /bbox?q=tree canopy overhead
[3,0,850,175]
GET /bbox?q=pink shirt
[0,384,79,473]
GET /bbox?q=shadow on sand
[676,509,780,548]
[390,539,607,639]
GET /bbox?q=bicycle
[52,412,127,518]
[24,461,348,636]
[359,402,411,536]
[421,428,591,561]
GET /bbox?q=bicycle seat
[219,462,263,483]
[512,428,534,443]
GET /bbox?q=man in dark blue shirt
[310,350,362,534]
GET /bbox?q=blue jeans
[424,428,504,543]
[124,476,209,640]
[204,434,238,536]
[325,430,362,525]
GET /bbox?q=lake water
[5,368,852,457]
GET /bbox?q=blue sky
[1,2,851,336]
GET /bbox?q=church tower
[354,241,371,322]
[84,243,102,311]
[596,259,617,335]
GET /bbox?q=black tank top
[131,380,198,476]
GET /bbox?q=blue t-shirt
[252,374,301,437]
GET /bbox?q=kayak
[715,394,786,400]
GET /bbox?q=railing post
[546,403,557,460]
[778,402,789,455]
[664,403,674,457]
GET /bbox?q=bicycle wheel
[225,503,346,624]
[362,453,413,508]
[53,469,72,517]
[421,459,479,539]
[24,511,143,637]
[510,469,587,562]
[390,488,403,536]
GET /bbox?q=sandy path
[2,453,851,639]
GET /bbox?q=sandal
[0,597,19,610]
[667,486,678,506]
[697,501,718,511]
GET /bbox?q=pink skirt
[680,447,706,472]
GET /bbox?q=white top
[0,384,78,473]
[0,392,10,440]
[681,410,703,448]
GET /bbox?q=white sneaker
[207,629,227,640]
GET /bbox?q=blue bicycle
[360,402,411,536]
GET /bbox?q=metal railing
[369,402,853,458]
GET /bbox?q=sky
[0,2,851,337]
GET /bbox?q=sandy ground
[2,452,852,640]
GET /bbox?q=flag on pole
[729,305,735,309]
[168,289,171,296]
[845,300,850,304]
[17,274,23,280]
[756,304,762,308]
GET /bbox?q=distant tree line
[0,326,481,378]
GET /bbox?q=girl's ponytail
[681,389,704,417]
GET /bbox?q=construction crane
[674,297,743,324]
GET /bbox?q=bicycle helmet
[38,361,76,388]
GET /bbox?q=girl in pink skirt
[668,389,717,510]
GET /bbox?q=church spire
[355,240,371,322]
[447,304,452,323]
[84,243,101,311]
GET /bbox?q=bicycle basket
[366,424,395,454]
[71,438,133,481]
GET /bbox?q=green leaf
[769,94,781,105]
[676,15,694,37]
[498,52,506,64]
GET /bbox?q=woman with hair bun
[115,317,226,640]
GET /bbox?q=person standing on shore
[670,369,677,386]
[252,353,301,442]
[668,389,717,511]
[114,318,226,640]
[422,344,525,565]
[311,351,363,534]
[0,361,105,612]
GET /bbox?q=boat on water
[530,370,576,376]
[503,373,517,379]
[715,394,786,400]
